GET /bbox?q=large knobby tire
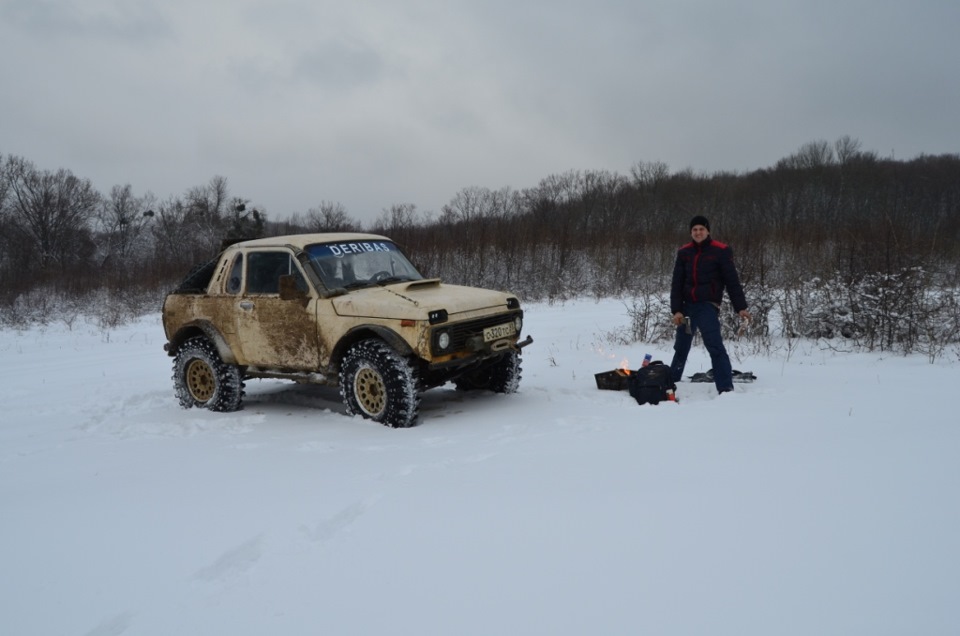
[454,350,521,393]
[339,339,420,428]
[173,336,244,412]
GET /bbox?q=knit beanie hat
[689,215,710,231]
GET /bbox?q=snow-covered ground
[2,298,958,635]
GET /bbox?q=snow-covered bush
[778,268,960,357]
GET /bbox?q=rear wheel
[339,339,420,428]
[173,336,244,412]
[454,350,521,393]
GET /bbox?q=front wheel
[173,336,244,412]
[454,350,521,393]
[339,339,421,428]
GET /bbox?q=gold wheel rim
[186,359,215,402]
[354,366,386,417]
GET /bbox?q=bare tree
[440,186,492,224]
[834,135,862,166]
[629,160,670,188]
[185,175,229,219]
[3,156,100,271]
[304,201,356,232]
[777,140,835,170]
[225,199,266,240]
[97,184,156,267]
[151,195,191,267]
[375,203,420,234]
[0,152,8,211]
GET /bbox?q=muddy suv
[162,233,531,427]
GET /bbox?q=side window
[246,251,309,295]
[225,255,243,294]
[291,263,309,292]
[247,252,287,294]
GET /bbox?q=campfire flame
[596,346,631,375]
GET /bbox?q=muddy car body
[162,233,531,427]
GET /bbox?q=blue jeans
[670,302,734,392]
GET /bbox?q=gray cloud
[2,0,958,223]
[1,0,172,40]
[292,39,386,90]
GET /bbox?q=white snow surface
[2,299,958,635]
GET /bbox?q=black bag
[688,369,758,383]
[627,362,677,405]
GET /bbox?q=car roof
[226,233,392,251]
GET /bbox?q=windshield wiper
[344,281,373,290]
[375,276,412,286]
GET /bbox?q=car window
[226,255,243,294]
[246,252,307,295]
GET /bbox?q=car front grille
[433,311,521,354]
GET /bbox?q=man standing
[670,215,751,394]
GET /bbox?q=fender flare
[331,325,414,369]
[168,320,238,364]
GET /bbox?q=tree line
[2,137,960,356]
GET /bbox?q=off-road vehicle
[162,233,532,427]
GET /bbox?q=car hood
[331,279,514,320]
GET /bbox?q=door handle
[240,301,254,310]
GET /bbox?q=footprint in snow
[192,534,264,582]
[301,496,381,544]
[82,610,136,636]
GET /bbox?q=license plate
[483,322,516,342]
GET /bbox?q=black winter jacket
[670,237,747,314]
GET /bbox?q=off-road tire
[339,339,420,428]
[173,336,244,412]
[454,350,521,393]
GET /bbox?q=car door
[234,249,320,370]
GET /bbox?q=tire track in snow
[300,496,381,544]
[82,610,136,636]
[192,534,265,582]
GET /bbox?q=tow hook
[515,335,534,349]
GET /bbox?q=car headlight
[514,315,523,332]
[437,331,451,350]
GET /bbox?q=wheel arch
[167,321,238,364]
[330,325,414,371]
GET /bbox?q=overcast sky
[2,0,958,224]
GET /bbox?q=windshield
[304,240,424,290]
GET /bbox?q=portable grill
[594,369,630,391]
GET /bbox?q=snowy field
[2,298,958,636]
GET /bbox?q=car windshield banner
[307,241,398,259]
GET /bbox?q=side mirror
[278,275,308,304]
